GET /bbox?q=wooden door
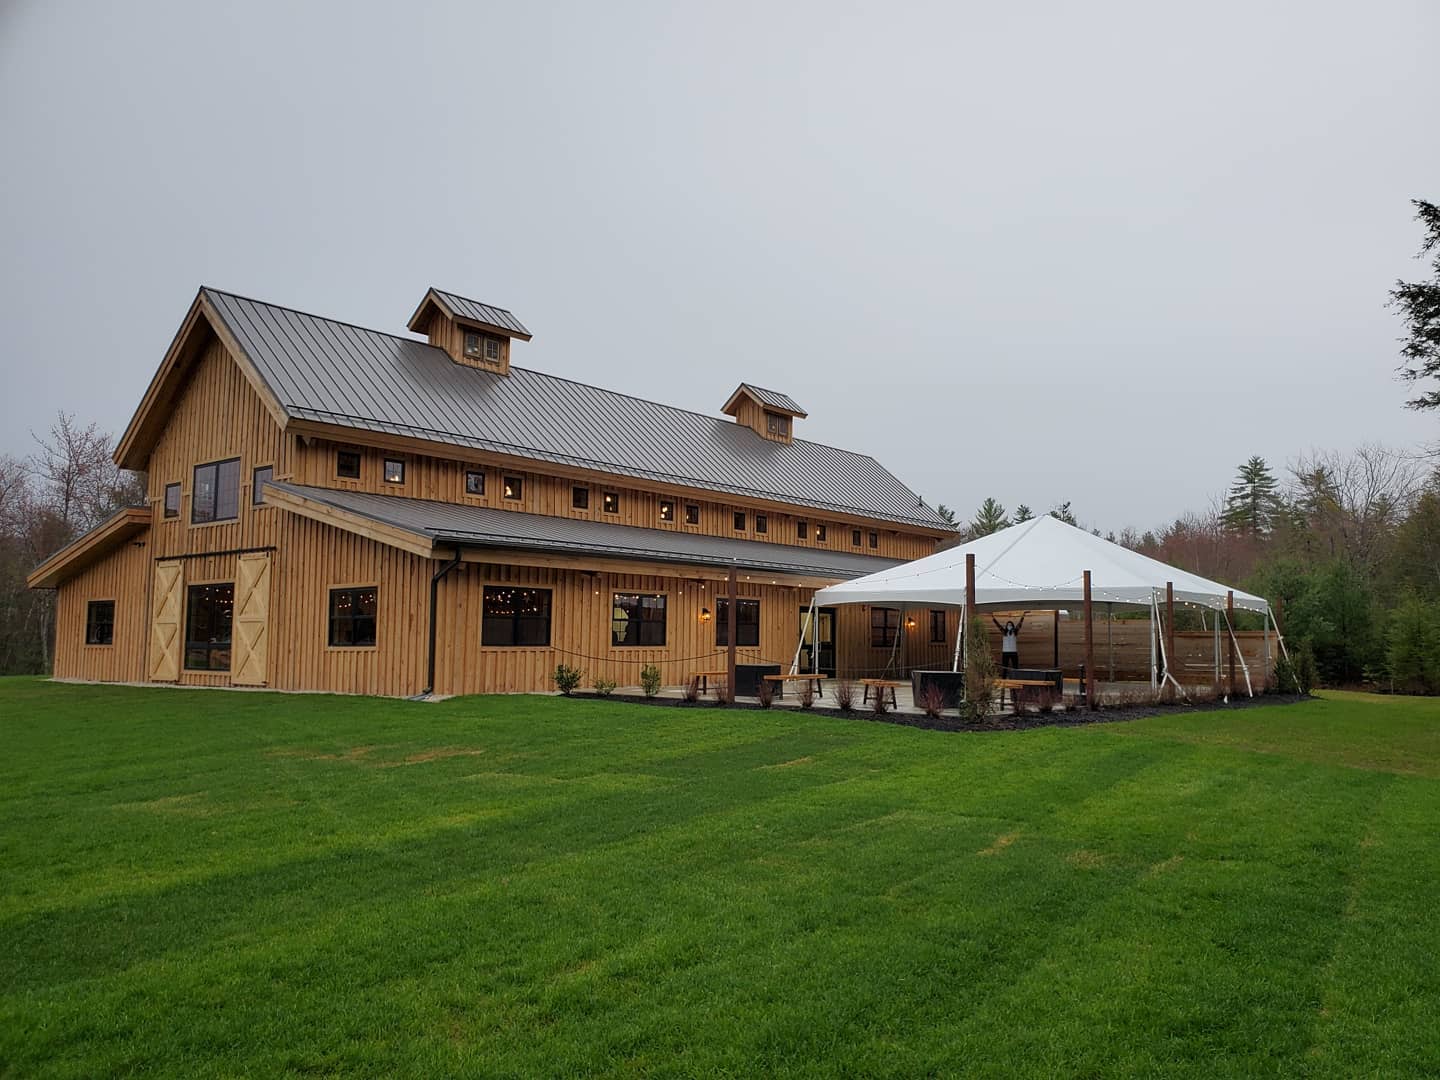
[149,560,184,682]
[231,552,271,686]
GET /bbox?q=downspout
[421,546,463,698]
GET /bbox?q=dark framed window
[868,531,879,549]
[659,499,675,522]
[797,520,809,539]
[191,458,240,524]
[930,610,947,643]
[685,504,700,525]
[765,412,790,437]
[603,492,619,514]
[755,514,768,534]
[482,586,552,646]
[852,529,862,547]
[466,470,486,495]
[612,593,667,647]
[816,524,827,543]
[716,598,760,647]
[328,587,378,647]
[252,466,273,506]
[503,476,523,501]
[572,485,589,509]
[85,600,115,645]
[164,483,181,519]
[464,330,503,362]
[870,607,900,648]
[383,458,405,484]
[337,450,361,478]
[733,512,746,532]
[184,583,234,671]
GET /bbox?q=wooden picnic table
[861,678,907,708]
[994,677,1059,711]
[761,673,825,699]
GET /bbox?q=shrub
[593,677,617,697]
[640,664,662,698]
[1034,687,1056,714]
[756,679,774,708]
[682,677,701,704]
[798,683,816,710]
[870,687,890,716]
[834,679,856,712]
[1276,640,1318,695]
[1386,596,1440,695]
[552,664,584,696]
[962,618,997,722]
[917,681,946,719]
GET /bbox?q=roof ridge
[202,286,435,348]
[430,285,520,317]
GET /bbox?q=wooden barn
[27,286,963,696]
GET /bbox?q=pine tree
[936,504,957,526]
[1012,504,1034,523]
[1049,501,1077,526]
[1390,199,1440,411]
[970,497,1009,537]
[1223,456,1280,536]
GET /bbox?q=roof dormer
[408,287,532,375]
[721,383,807,444]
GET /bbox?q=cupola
[721,383,807,444]
[408,287,532,375]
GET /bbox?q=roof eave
[27,508,150,589]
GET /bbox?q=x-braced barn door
[149,560,184,682]
[231,552,272,686]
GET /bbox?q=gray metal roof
[429,288,531,338]
[271,482,904,579]
[204,288,950,530]
[736,383,807,415]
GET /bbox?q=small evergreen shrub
[593,677,617,697]
[552,664,584,696]
[640,664,663,697]
[1276,641,1318,695]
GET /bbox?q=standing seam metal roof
[203,288,951,530]
[736,383,807,415]
[269,482,904,578]
[430,288,532,337]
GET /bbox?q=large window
[870,607,899,648]
[191,459,240,524]
[930,609,947,643]
[328,587,378,647]
[612,593,666,647]
[716,598,760,647]
[185,583,234,670]
[164,483,180,519]
[85,600,115,645]
[252,466,273,506]
[482,586,552,646]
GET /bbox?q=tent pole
[1053,608,1059,669]
[964,552,976,678]
[952,607,963,672]
[1226,590,1237,699]
[1108,602,1115,681]
[791,594,813,675]
[1213,606,1221,698]
[811,597,819,676]
[1273,600,1291,663]
[1223,604,1254,698]
[1166,583,1176,695]
[1149,592,1157,691]
[1083,570,1096,709]
[1263,608,1271,689]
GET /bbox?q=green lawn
[2,681,1438,1078]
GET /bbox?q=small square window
[337,450,361,479]
[685,504,700,525]
[868,531,879,549]
[463,331,504,362]
[383,458,405,484]
[797,520,808,540]
[852,529,862,547]
[329,587,378,647]
[252,466,273,505]
[659,499,675,522]
[755,514,767,534]
[572,486,589,510]
[733,511,746,532]
[485,337,501,361]
[816,524,827,543]
[164,483,180,519]
[503,476,523,501]
[603,492,619,514]
[465,470,485,496]
[85,600,115,645]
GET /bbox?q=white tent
[815,514,1269,613]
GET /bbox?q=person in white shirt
[992,613,1027,673]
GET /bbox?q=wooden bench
[761,673,825,699]
[861,678,907,708]
[994,677,1060,711]
[692,670,728,694]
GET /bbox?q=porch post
[1083,570,1095,709]
[726,564,737,704]
[1165,582,1176,689]
[1052,608,1059,669]
[964,552,976,668]
[1148,593,1157,691]
[811,596,819,675]
[1226,590,1237,699]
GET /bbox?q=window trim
[797,520,808,540]
[382,457,406,485]
[190,457,241,526]
[611,591,668,648]
[659,499,675,523]
[163,482,181,519]
[715,597,760,647]
[327,585,380,649]
[868,531,879,549]
[571,485,589,510]
[503,476,524,501]
[602,492,620,515]
[755,513,768,534]
[816,523,827,543]
[481,585,553,648]
[870,607,900,648]
[252,464,274,507]
[852,529,862,547]
[184,581,235,671]
[733,511,746,532]
[465,470,486,496]
[930,609,947,644]
[336,449,361,479]
[84,599,116,646]
[684,504,700,526]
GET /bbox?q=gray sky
[2,0,1436,532]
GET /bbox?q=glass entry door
[798,606,837,677]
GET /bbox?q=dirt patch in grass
[267,745,377,763]
[113,792,215,816]
[1067,849,1107,870]
[1147,854,1185,876]
[759,756,813,770]
[978,831,1020,856]
[380,747,487,767]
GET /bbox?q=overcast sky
[1,0,1435,531]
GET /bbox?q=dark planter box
[911,670,966,709]
[734,664,781,697]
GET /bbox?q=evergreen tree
[970,497,1009,537]
[936,504,957,526]
[1012,504,1034,523]
[1222,456,1280,536]
[1390,199,1440,411]
[1049,501,1077,526]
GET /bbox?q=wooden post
[1165,582,1176,697]
[1052,608,1059,669]
[1226,589,1237,698]
[1083,570,1095,709]
[964,553,976,664]
[726,564,738,704]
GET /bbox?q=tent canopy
[813,514,1270,614]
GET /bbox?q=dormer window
[463,330,504,363]
[765,412,790,437]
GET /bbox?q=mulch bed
[562,690,1311,733]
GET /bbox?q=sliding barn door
[149,560,184,682]
[231,552,271,686]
